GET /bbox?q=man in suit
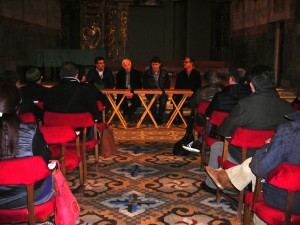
[142,56,170,125]
[86,57,115,111]
[115,59,142,121]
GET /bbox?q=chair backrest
[197,102,210,115]
[209,111,229,127]
[267,163,300,192]
[39,126,77,144]
[0,156,50,185]
[44,111,95,128]
[230,128,275,149]
[19,112,37,123]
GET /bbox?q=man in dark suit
[115,59,142,121]
[44,61,101,121]
[86,57,115,111]
[142,56,170,125]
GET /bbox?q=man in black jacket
[142,56,170,125]
[115,59,142,121]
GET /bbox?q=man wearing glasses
[170,57,202,124]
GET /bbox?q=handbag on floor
[52,160,80,225]
[100,125,117,158]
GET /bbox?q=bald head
[122,59,132,73]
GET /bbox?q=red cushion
[193,125,204,133]
[34,101,44,109]
[203,135,218,147]
[0,196,55,223]
[97,122,106,131]
[217,156,236,169]
[209,111,229,126]
[66,138,98,151]
[0,156,50,185]
[48,146,81,172]
[197,102,210,114]
[44,111,95,128]
[230,128,275,148]
[97,101,104,112]
[266,163,300,192]
[40,126,76,144]
[18,112,37,123]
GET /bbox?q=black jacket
[175,69,202,92]
[87,67,115,90]
[115,68,142,92]
[142,67,170,92]
[205,84,251,118]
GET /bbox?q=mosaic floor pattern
[65,127,240,225]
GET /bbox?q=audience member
[20,67,47,121]
[171,56,202,124]
[142,56,170,125]
[86,57,115,111]
[202,65,294,193]
[115,59,142,121]
[0,82,54,209]
[43,61,101,121]
[206,110,300,224]
[205,68,251,118]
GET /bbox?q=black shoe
[201,182,216,194]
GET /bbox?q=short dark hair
[150,56,161,63]
[229,68,247,84]
[249,65,275,91]
[94,57,105,64]
[60,61,78,78]
[203,70,221,85]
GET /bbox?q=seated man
[142,56,170,125]
[206,110,300,224]
[44,61,101,121]
[202,65,294,193]
[115,59,142,121]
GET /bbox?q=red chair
[0,156,55,225]
[19,112,37,123]
[97,100,106,122]
[43,112,105,172]
[217,128,275,223]
[244,163,300,225]
[39,126,85,195]
[200,110,229,169]
[192,102,210,140]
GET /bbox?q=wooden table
[134,89,162,128]
[165,89,193,128]
[102,89,131,129]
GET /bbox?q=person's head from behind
[0,70,21,88]
[203,70,221,86]
[229,67,247,85]
[183,56,194,70]
[122,58,132,73]
[0,82,22,158]
[248,65,275,92]
[60,61,78,79]
[151,56,161,74]
[25,67,43,84]
[94,57,105,71]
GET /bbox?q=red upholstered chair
[200,111,229,169]
[19,112,37,123]
[97,100,106,122]
[34,101,44,109]
[192,102,210,141]
[244,163,300,225]
[43,111,103,172]
[39,125,85,195]
[217,128,275,223]
[0,156,55,225]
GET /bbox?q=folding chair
[0,156,55,225]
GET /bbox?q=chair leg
[216,189,221,203]
[243,204,252,225]
[236,190,245,224]
[200,141,207,171]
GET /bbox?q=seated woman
[0,82,54,209]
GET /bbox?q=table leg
[136,94,158,128]
[106,94,127,128]
[166,95,188,128]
